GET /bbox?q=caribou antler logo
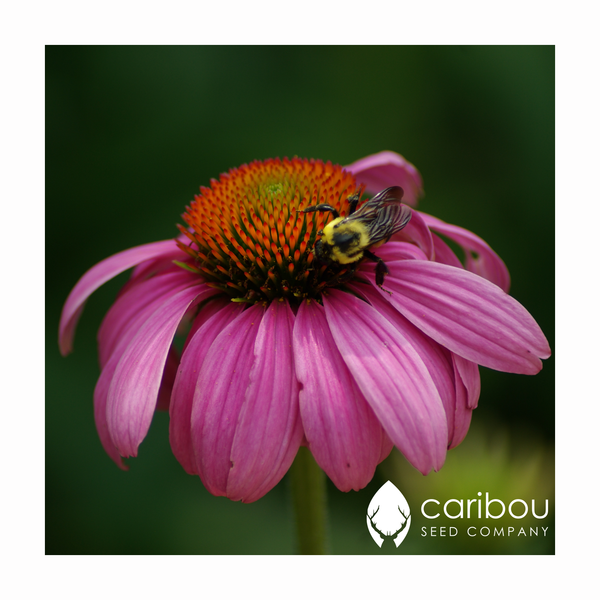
[368,505,410,545]
[366,481,412,548]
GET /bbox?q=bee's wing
[356,186,405,213]
[352,186,412,243]
[352,185,404,221]
[365,203,412,243]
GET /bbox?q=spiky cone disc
[178,157,363,304]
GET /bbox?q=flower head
[59,151,550,502]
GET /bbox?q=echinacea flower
[59,151,550,503]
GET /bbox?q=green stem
[289,446,329,554]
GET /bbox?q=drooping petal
[94,273,205,468]
[431,233,464,269]
[345,151,424,207]
[155,346,180,412]
[355,283,458,448]
[391,208,434,259]
[453,354,481,410]
[323,289,447,475]
[181,296,233,354]
[98,269,198,368]
[106,284,213,458]
[129,232,194,281]
[448,354,473,449]
[227,300,304,503]
[94,371,128,470]
[367,260,550,374]
[121,257,190,298]
[59,239,183,355]
[191,305,265,498]
[378,431,395,464]
[420,212,511,292]
[95,353,157,470]
[169,300,243,475]
[293,300,385,492]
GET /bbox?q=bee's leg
[373,259,389,288]
[347,192,360,215]
[363,249,391,292]
[299,204,340,219]
[331,264,358,285]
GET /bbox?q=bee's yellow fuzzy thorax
[322,219,370,264]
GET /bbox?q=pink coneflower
[59,152,550,505]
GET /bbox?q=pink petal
[355,283,458,449]
[345,151,424,207]
[98,269,198,368]
[101,343,179,454]
[378,431,395,464]
[181,296,233,354]
[368,260,550,374]
[191,305,265,498]
[124,244,192,296]
[453,354,481,410]
[360,241,428,265]
[228,300,304,503]
[391,208,434,259]
[59,239,183,355]
[106,284,213,458]
[155,346,180,412]
[323,289,448,475]
[94,371,128,470]
[129,232,192,280]
[293,300,385,492]
[169,300,243,475]
[448,354,473,449]
[420,212,511,292]
[431,233,464,269]
[94,273,205,468]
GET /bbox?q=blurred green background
[46,46,554,554]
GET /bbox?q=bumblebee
[300,186,411,287]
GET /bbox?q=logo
[366,480,411,548]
